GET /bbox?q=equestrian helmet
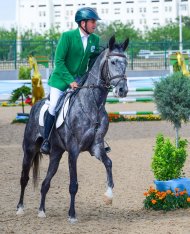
[75,7,101,23]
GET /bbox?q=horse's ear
[108,35,115,51]
[121,38,129,51]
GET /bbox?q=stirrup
[40,139,51,155]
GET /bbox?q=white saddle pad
[39,98,70,128]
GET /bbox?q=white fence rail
[0,76,164,102]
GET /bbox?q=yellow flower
[1,102,8,106]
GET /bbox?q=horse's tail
[32,151,43,189]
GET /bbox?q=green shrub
[151,134,188,181]
[18,66,31,80]
[10,85,31,103]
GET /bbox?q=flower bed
[108,113,161,122]
[144,186,190,211]
[0,101,28,107]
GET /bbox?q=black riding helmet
[75,7,101,34]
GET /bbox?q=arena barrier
[0,76,162,101]
[109,111,159,115]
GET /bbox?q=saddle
[39,72,90,128]
[39,91,72,128]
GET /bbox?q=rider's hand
[70,81,78,90]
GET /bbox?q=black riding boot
[40,112,55,155]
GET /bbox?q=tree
[0,28,16,60]
[97,21,143,45]
[154,72,190,147]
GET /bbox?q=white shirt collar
[79,28,89,51]
[79,28,89,39]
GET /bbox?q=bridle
[100,51,127,89]
[77,51,127,90]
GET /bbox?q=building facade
[16,0,190,33]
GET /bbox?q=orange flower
[179,191,186,196]
[175,188,179,192]
[166,190,172,194]
[187,197,190,202]
[151,200,157,204]
[144,192,148,196]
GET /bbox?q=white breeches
[48,87,64,116]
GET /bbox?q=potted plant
[153,71,190,191]
[152,133,190,193]
[143,72,190,211]
[10,85,31,122]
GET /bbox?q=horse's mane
[77,46,107,86]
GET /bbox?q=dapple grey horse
[16,35,129,222]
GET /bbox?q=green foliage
[151,134,188,181]
[154,72,190,129]
[144,186,190,211]
[10,85,31,103]
[145,23,179,42]
[97,21,143,44]
[18,66,31,80]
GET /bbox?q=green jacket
[48,28,99,91]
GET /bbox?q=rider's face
[81,20,97,34]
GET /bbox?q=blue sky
[0,0,16,21]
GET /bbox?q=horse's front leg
[38,150,63,218]
[68,151,79,223]
[90,142,114,205]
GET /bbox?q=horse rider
[40,7,101,154]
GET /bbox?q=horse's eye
[111,61,115,65]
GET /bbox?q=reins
[75,51,127,91]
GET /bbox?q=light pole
[179,0,183,53]
[16,0,21,60]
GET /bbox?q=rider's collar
[79,27,89,39]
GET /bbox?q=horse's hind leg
[16,149,37,215]
[38,149,64,218]
[90,143,114,205]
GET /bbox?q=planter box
[154,178,190,195]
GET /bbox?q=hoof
[68,216,78,224]
[38,210,46,218]
[16,207,24,215]
[103,194,113,205]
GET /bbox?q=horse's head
[104,35,129,97]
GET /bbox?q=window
[114,8,120,14]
